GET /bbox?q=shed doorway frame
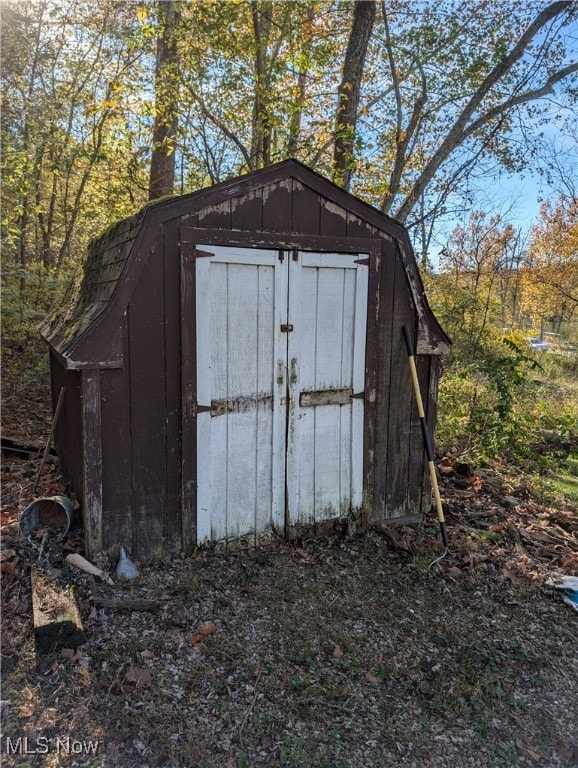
[180,229,382,550]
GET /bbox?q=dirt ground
[1,349,577,768]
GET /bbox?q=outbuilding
[42,160,450,556]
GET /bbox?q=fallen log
[91,594,161,612]
[31,568,85,654]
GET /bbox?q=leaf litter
[1,362,577,767]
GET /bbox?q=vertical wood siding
[162,219,184,550]
[100,365,132,550]
[50,355,83,501]
[53,169,443,554]
[127,232,168,552]
[81,369,103,555]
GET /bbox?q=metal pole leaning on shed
[402,326,449,553]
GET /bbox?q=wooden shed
[42,160,450,557]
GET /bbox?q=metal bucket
[19,496,74,540]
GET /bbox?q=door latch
[280,324,294,333]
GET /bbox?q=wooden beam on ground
[31,568,85,654]
[91,594,160,612]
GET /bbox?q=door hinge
[351,391,366,400]
[280,324,294,333]
[292,248,299,262]
[278,251,285,263]
[194,403,212,417]
[354,257,370,266]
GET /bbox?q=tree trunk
[332,0,376,191]
[251,2,273,169]
[149,1,180,201]
[288,3,315,158]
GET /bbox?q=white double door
[195,245,368,544]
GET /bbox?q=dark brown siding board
[66,371,83,500]
[422,357,441,514]
[179,227,378,256]
[262,179,293,232]
[127,232,168,555]
[50,354,68,480]
[407,354,430,517]
[231,187,263,232]
[140,161,408,242]
[50,355,83,498]
[72,305,124,366]
[291,180,320,235]
[182,212,199,228]
[100,366,133,551]
[320,198,347,237]
[361,243,381,525]
[180,239,196,551]
[371,238,396,521]
[81,369,103,556]
[163,220,183,551]
[346,213,369,238]
[197,199,232,229]
[383,244,417,519]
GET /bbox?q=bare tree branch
[393,1,575,222]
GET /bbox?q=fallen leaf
[126,665,152,686]
[0,549,17,561]
[365,672,381,684]
[333,644,344,658]
[60,648,76,659]
[556,741,577,760]
[187,623,216,647]
[141,649,154,659]
[468,475,483,491]
[438,456,454,474]
[501,567,521,583]
[297,548,312,563]
[445,566,463,576]
[0,560,19,576]
[465,553,488,568]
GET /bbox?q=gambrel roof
[41,159,449,368]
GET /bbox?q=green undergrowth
[536,453,578,505]
[436,329,578,501]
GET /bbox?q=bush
[437,330,577,467]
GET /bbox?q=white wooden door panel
[287,252,368,527]
[195,245,367,544]
[196,246,280,545]
[271,255,289,533]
